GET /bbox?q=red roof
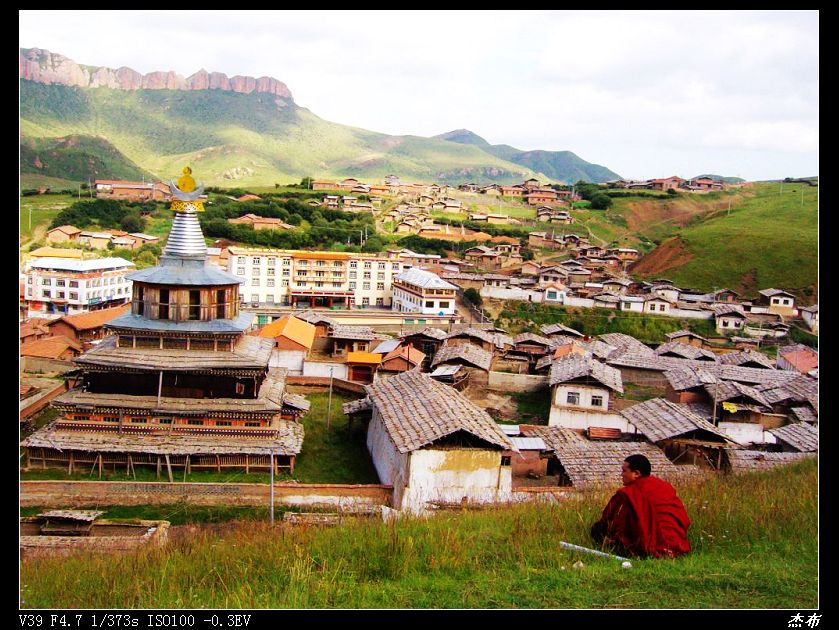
[779,345,818,373]
[49,304,130,331]
[20,335,82,359]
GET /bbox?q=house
[526,190,559,206]
[391,268,458,316]
[523,178,542,190]
[520,261,542,276]
[542,283,568,304]
[345,370,514,512]
[401,327,449,367]
[601,278,633,295]
[46,225,82,244]
[128,233,160,247]
[776,345,818,374]
[257,315,316,372]
[618,295,645,312]
[655,341,717,362]
[486,213,509,225]
[431,343,494,387]
[20,318,52,344]
[547,356,625,430]
[46,304,131,347]
[648,176,684,191]
[757,288,796,317]
[511,333,555,358]
[665,330,708,347]
[643,295,674,315]
[20,335,83,361]
[527,232,562,250]
[378,345,426,376]
[445,327,497,353]
[500,186,525,197]
[768,422,818,453]
[663,367,720,405]
[713,304,747,333]
[717,349,775,370]
[464,246,501,270]
[725,450,816,474]
[94,180,171,202]
[345,351,382,384]
[800,304,818,333]
[619,398,735,469]
[329,324,376,358]
[77,231,113,250]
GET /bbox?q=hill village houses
[20,173,816,516]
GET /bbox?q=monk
[591,454,691,558]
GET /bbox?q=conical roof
[164,209,208,258]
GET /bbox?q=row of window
[72,415,263,427]
[38,287,127,300]
[247,295,384,306]
[234,256,400,272]
[565,392,603,407]
[32,276,126,288]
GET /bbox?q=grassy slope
[19,194,80,241]
[640,183,818,294]
[20,460,818,608]
[20,81,544,187]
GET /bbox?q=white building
[547,356,627,431]
[392,268,458,316]
[225,247,405,309]
[349,370,514,513]
[24,257,135,319]
[800,304,818,333]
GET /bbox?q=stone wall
[20,481,392,511]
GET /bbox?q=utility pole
[326,366,334,432]
[269,451,275,525]
[727,197,731,216]
[801,188,804,208]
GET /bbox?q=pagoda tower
[23,168,307,478]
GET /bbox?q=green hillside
[434,129,621,183]
[20,134,152,183]
[20,81,550,187]
[631,183,818,298]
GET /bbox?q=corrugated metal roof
[372,339,401,354]
[395,268,458,290]
[28,257,135,272]
[509,437,547,450]
[497,424,521,436]
[430,365,462,377]
[127,259,243,286]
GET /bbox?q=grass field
[19,194,80,241]
[19,459,818,608]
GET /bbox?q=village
[19,168,818,555]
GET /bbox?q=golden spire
[177,166,196,193]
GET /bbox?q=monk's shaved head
[624,454,651,477]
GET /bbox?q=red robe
[592,475,691,558]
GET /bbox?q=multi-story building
[24,257,135,319]
[391,268,458,315]
[226,247,407,309]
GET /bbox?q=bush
[590,193,613,210]
[667,188,678,196]
[464,288,482,307]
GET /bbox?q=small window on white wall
[566,392,580,405]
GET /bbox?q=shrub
[590,193,613,210]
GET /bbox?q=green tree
[120,213,144,233]
[667,188,678,196]
[464,287,482,307]
[590,193,613,210]
[300,176,313,189]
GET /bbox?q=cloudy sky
[20,10,818,181]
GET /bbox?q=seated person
[591,454,691,558]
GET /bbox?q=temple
[22,168,306,477]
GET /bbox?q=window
[130,417,147,424]
[334,261,342,267]
[237,267,245,276]
[282,280,289,287]
[253,257,261,265]
[42,290,51,298]
[188,419,203,426]
[363,282,370,290]
[591,395,603,407]
[267,279,275,287]
[377,272,385,280]
[363,271,371,279]
[282,269,290,277]
[377,282,385,290]
[298,260,308,266]
[27,277,32,285]
[362,297,370,306]
[250,294,259,302]
[722,320,729,328]
[56,279,65,287]
[392,263,400,270]
[315,271,325,277]
[252,278,260,286]
[349,282,356,289]
[297,270,307,277]
[252,267,261,276]
[297,282,307,288]
[41,278,51,285]
[268,258,276,266]
[188,290,201,320]
[332,283,342,288]
[216,421,232,427]
[216,289,226,319]
[245,421,260,427]
[316,282,324,288]
[782,299,790,305]
[332,271,342,278]
[73,415,90,421]
[439,301,449,309]
[425,300,434,308]
[283,258,291,266]
[364,261,372,269]
[566,392,580,405]
[267,268,275,276]
[378,262,385,269]
[158,418,173,425]
[376,297,384,306]
[69,292,78,300]
[349,271,357,279]
[69,280,79,288]
[102,416,119,423]
[349,261,357,268]
[57,291,65,299]
[317,260,326,267]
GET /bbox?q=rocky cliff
[19,48,293,99]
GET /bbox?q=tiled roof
[22,421,304,456]
[402,327,449,341]
[790,407,818,425]
[704,381,770,408]
[598,333,655,358]
[758,288,794,298]
[107,312,254,334]
[519,424,585,450]
[295,311,338,327]
[447,327,495,344]
[20,335,82,359]
[431,343,493,372]
[655,341,718,361]
[364,371,512,454]
[343,397,373,414]
[726,450,816,473]
[550,441,701,488]
[382,345,426,367]
[619,398,735,443]
[74,334,273,372]
[329,324,376,341]
[513,333,554,347]
[282,393,311,412]
[768,423,818,452]
[549,356,623,393]
[778,345,818,373]
[664,367,719,391]
[257,316,316,350]
[712,304,746,318]
[717,350,775,369]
